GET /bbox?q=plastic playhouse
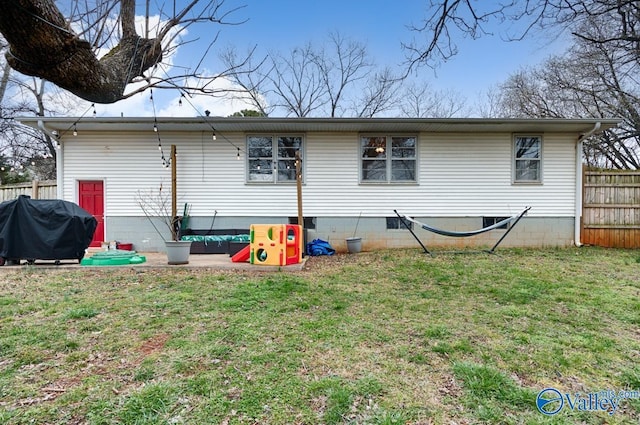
[232,224,303,266]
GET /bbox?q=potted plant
[135,184,192,265]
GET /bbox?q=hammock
[393,207,531,254]
[398,207,530,237]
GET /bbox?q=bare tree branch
[268,44,328,117]
[405,1,640,72]
[491,16,640,169]
[219,46,274,116]
[398,80,467,117]
[0,0,246,103]
[313,32,372,117]
[223,31,401,117]
[355,68,402,118]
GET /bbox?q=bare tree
[405,1,640,70]
[0,0,246,103]
[354,67,403,118]
[476,86,506,118]
[493,68,565,118]
[0,37,84,179]
[222,32,404,117]
[398,80,467,118]
[491,17,640,169]
[496,67,640,169]
[218,46,273,116]
[269,43,328,117]
[313,32,373,117]
[0,73,66,179]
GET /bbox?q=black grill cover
[0,195,97,261]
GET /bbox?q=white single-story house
[20,117,620,253]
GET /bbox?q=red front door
[79,181,104,247]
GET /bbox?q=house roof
[19,116,621,137]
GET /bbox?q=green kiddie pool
[81,249,146,266]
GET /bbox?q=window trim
[246,134,305,184]
[359,134,418,184]
[512,134,543,185]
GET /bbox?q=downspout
[575,122,601,246]
[37,120,63,200]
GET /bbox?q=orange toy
[250,224,303,266]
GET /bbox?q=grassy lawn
[0,247,639,424]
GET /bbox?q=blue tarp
[306,239,335,256]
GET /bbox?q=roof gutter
[574,121,601,246]
[37,120,63,200]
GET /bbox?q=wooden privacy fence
[0,180,57,202]
[582,169,640,248]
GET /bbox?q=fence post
[32,180,39,199]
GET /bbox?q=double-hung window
[361,135,417,183]
[247,135,303,183]
[513,135,542,183]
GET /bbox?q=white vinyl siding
[416,133,573,216]
[61,130,576,219]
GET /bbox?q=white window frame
[359,135,418,184]
[246,134,304,184]
[512,135,543,184]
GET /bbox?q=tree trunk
[0,0,162,103]
[0,60,11,104]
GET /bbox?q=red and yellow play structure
[231,224,303,266]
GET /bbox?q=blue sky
[231,1,568,97]
[97,0,569,117]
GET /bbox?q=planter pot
[346,237,362,254]
[165,240,192,265]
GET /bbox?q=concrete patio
[0,251,307,271]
